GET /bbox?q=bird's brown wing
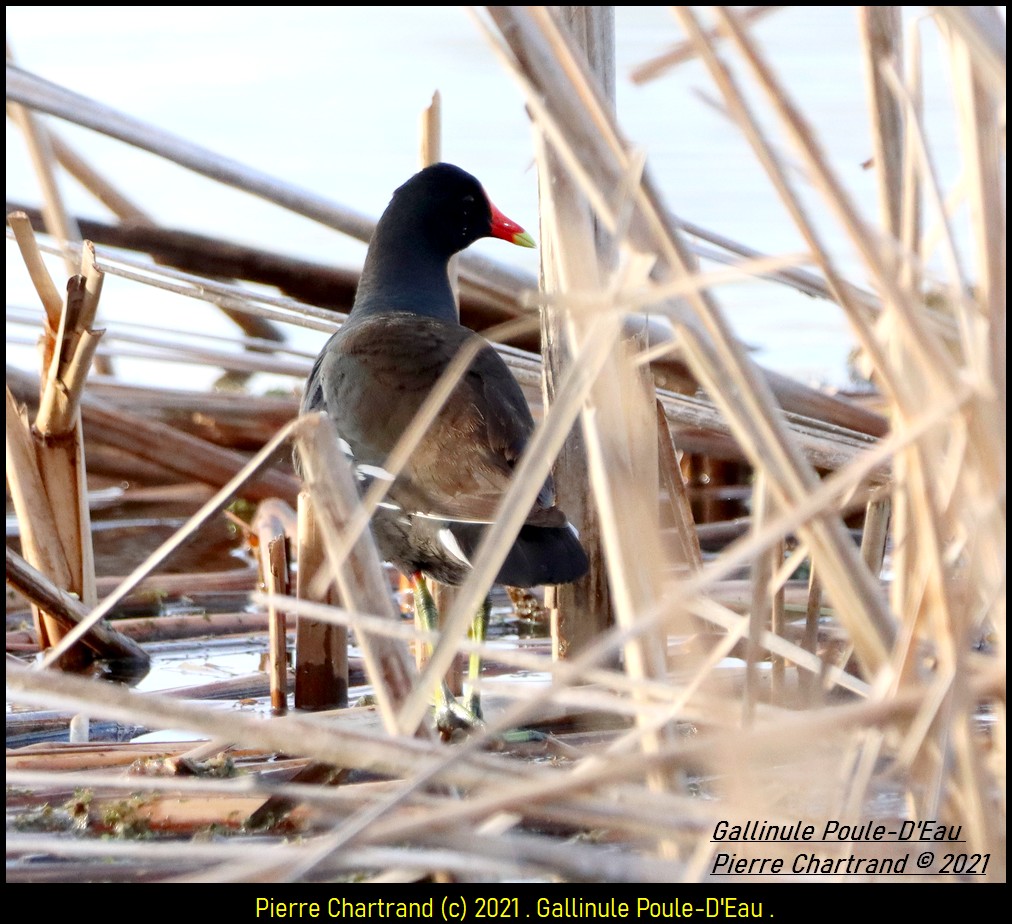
[312,314,561,526]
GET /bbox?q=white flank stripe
[356,463,395,481]
[438,528,472,567]
[412,510,494,524]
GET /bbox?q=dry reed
[5,7,1004,884]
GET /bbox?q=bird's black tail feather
[451,522,589,589]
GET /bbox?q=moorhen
[302,163,588,725]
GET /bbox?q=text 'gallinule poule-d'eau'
[301,163,589,728]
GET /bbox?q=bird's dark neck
[352,225,459,324]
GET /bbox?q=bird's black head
[385,163,535,257]
[352,163,534,322]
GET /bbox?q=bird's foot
[434,681,484,740]
[462,689,483,724]
[412,574,489,739]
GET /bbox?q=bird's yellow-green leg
[411,572,455,712]
[411,572,478,729]
[463,595,491,721]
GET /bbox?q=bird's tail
[450,522,589,589]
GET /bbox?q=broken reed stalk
[7,212,62,329]
[579,336,678,820]
[251,499,296,714]
[6,215,105,663]
[294,491,348,711]
[267,536,290,714]
[36,418,304,669]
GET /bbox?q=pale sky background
[6,6,971,391]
